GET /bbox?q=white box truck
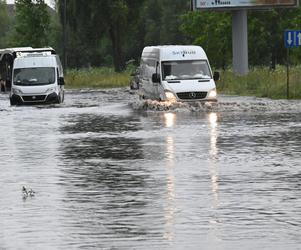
[9,51,65,105]
[138,45,219,102]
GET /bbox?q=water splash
[129,95,301,113]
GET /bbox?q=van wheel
[60,92,64,103]
[57,92,64,104]
[10,98,17,106]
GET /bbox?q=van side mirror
[59,77,65,85]
[213,71,220,82]
[152,73,160,83]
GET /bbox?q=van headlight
[165,91,177,102]
[45,87,56,94]
[208,88,217,99]
[12,87,23,95]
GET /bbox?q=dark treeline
[56,0,190,71]
[1,0,301,71]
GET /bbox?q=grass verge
[65,66,301,99]
[65,67,131,89]
[218,66,301,99]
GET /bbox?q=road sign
[284,30,301,48]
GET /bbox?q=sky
[6,0,55,8]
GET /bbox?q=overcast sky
[6,0,55,8]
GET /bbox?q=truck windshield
[162,60,212,81]
[13,67,55,86]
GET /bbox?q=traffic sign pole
[284,30,301,99]
[286,48,289,99]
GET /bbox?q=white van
[138,45,219,102]
[10,52,65,105]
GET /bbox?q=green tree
[58,0,145,71]
[0,0,10,48]
[56,1,301,71]
[160,0,189,44]
[248,7,301,68]
[180,11,232,69]
[11,0,51,47]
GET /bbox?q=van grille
[176,92,207,100]
[22,95,46,102]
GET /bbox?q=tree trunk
[270,49,276,70]
[109,25,124,72]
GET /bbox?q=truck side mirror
[152,73,160,83]
[213,71,220,82]
[59,77,65,85]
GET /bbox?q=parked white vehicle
[10,52,65,105]
[138,45,219,102]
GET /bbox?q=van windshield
[13,67,55,86]
[162,60,212,81]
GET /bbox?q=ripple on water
[1,90,301,250]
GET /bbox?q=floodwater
[0,89,301,250]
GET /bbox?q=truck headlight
[12,87,22,95]
[208,88,217,99]
[165,91,177,102]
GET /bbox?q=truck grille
[22,95,47,102]
[176,92,207,100]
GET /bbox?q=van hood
[163,79,215,93]
[13,84,55,94]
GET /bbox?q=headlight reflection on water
[164,134,176,242]
[163,112,176,242]
[209,112,218,128]
[162,111,220,241]
[163,112,176,128]
[208,112,219,208]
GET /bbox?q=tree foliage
[57,0,188,71]
[181,7,301,68]
[0,0,10,48]
[1,0,301,71]
[180,11,232,69]
[11,0,51,47]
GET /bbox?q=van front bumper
[175,91,217,102]
[10,92,60,105]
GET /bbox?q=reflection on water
[163,112,176,128]
[1,90,301,249]
[164,133,176,242]
[208,113,220,213]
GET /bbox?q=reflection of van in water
[138,45,219,102]
[10,51,65,105]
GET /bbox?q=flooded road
[0,89,301,249]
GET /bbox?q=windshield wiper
[14,80,31,85]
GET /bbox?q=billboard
[192,0,298,9]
